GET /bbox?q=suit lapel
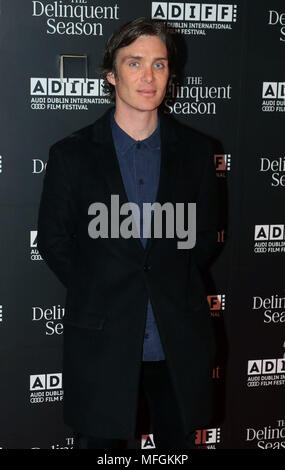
[144,110,180,254]
[91,106,180,255]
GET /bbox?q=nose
[142,65,153,83]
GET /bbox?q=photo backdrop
[0,0,284,449]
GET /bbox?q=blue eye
[129,62,139,67]
[154,63,163,68]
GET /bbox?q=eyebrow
[122,55,168,62]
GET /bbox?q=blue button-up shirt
[110,109,165,361]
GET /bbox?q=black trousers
[73,360,196,449]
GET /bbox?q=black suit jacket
[37,105,219,439]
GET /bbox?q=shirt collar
[110,108,161,156]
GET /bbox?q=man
[37,17,218,449]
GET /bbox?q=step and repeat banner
[0,0,284,449]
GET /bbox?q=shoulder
[45,123,96,183]
[49,122,94,156]
[160,113,217,182]
[160,111,214,154]
[49,107,113,156]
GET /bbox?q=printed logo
[152,2,237,36]
[247,358,285,388]
[207,294,225,318]
[254,225,285,254]
[31,437,74,450]
[262,82,285,113]
[195,427,221,449]
[30,230,43,261]
[259,156,285,187]
[165,76,232,115]
[212,366,221,379]
[217,229,225,243]
[33,159,47,174]
[30,78,110,111]
[30,373,64,404]
[32,0,120,36]
[50,437,74,450]
[215,154,231,177]
[252,295,285,324]
[246,419,285,449]
[141,433,155,449]
[32,305,65,336]
[268,10,285,42]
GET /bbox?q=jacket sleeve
[37,143,77,288]
[191,140,219,272]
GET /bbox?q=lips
[138,90,156,96]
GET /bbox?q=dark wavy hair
[97,17,177,102]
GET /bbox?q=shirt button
[136,141,141,149]
[143,264,152,272]
[144,333,149,339]
[139,178,144,185]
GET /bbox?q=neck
[113,104,158,141]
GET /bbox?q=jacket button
[143,264,151,272]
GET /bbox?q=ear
[106,71,116,86]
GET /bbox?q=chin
[134,99,162,112]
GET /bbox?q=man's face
[106,34,169,112]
